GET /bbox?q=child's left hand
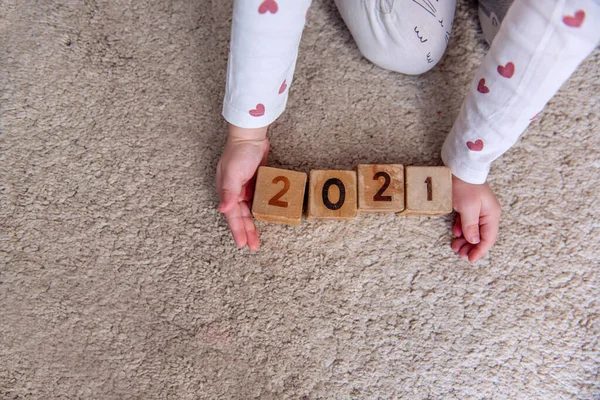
[451,175,501,263]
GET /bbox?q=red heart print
[563,10,585,27]
[249,103,265,117]
[259,0,278,14]
[497,62,515,78]
[477,78,490,94]
[278,79,287,94]
[467,140,484,151]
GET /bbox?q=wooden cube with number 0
[306,170,357,220]
[398,166,452,216]
[251,166,307,226]
[356,164,405,213]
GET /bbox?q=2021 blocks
[252,165,452,225]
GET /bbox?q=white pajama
[443,0,600,183]
[332,0,456,74]
[222,0,600,184]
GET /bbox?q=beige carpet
[1,1,599,398]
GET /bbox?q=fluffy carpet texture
[1,1,599,399]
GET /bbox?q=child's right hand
[216,124,269,251]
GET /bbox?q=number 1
[424,177,432,201]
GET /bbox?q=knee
[335,0,456,75]
[356,34,449,75]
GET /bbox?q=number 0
[322,178,345,210]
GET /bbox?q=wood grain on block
[356,164,405,213]
[398,166,452,216]
[252,166,307,226]
[306,170,357,220]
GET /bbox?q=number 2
[268,176,290,208]
[373,171,392,202]
[424,176,432,201]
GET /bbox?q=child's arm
[217,1,311,250]
[443,0,600,262]
[222,0,311,129]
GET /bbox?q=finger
[217,159,247,213]
[224,205,248,249]
[458,242,475,259]
[218,189,242,214]
[218,166,245,213]
[241,177,256,203]
[468,239,492,263]
[239,201,260,251]
[467,246,485,264]
[459,202,482,245]
[453,214,463,238]
[468,211,500,263]
[451,237,469,253]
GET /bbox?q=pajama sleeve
[223,0,312,129]
[442,0,600,184]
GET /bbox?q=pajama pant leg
[334,0,457,74]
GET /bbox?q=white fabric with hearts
[222,0,600,184]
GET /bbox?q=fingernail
[470,235,480,244]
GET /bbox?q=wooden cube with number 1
[356,164,405,213]
[306,170,357,220]
[397,166,452,216]
[251,166,307,226]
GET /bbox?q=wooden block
[306,170,357,220]
[251,166,307,226]
[397,166,452,216]
[356,164,405,213]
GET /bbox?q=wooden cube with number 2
[356,164,405,213]
[398,166,452,216]
[306,170,357,220]
[251,166,307,226]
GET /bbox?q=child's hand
[216,124,269,251]
[450,175,501,263]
